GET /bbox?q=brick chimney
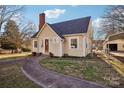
[39,13,45,30]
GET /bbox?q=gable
[87,19,93,39]
[36,24,61,39]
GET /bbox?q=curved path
[22,56,105,88]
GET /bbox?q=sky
[23,5,108,39]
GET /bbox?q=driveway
[0,55,104,88]
[22,56,104,88]
[0,57,28,65]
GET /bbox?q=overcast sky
[23,5,108,39]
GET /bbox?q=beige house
[31,13,93,57]
[103,32,124,52]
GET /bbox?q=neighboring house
[103,32,124,52]
[31,13,93,57]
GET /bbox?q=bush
[21,47,31,52]
[64,54,68,57]
[38,53,42,56]
[32,52,36,56]
[49,52,54,57]
[1,42,16,50]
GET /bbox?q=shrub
[49,52,54,57]
[21,47,31,52]
[32,52,36,56]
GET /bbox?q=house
[31,13,93,57]
[103,32,124,53]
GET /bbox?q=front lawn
[0,62,39,88]
[40,55,124,88]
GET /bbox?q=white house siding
[86,19,93,54]
[32,20,93,57]
[63,35,85,57]
[31,38,38,53]
[33,24,63,57]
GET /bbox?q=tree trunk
[11,49,13,53]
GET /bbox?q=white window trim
[69,37,79,49]
[85,37,88,49]
[41,39,43,48]
[33,40,38,48]
[83,36,86,56]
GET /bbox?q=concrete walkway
[22,56,104,88]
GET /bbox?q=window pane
[34,41,37,48]
[41,40,43,47]
[71,39,77,48]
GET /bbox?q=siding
[32,24,63,57]
[86,19,93,54]
[63,35,85,57]
[31,20,93,57]
[63,19,93,57]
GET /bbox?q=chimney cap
[40,13,45,15]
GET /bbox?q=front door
[45,39,49,53]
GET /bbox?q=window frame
[34,40,37,48]
[69,37,79,49]
[41,40,43,47]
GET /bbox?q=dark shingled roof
[32,16,91,38]
[32,31,39,38]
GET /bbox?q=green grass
[40,55,124,88]
[0,62,40,88]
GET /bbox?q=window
[70,38,78,48]
[85,38,87,48]
[86,42,87,48]
[34,41,37,48]
[41,40,43,47]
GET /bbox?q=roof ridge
[50,16,91,25]
[109,31,124,37]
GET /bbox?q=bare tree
[19,22,36,47]
[0,5,24,34]
[100,5,124,38]
[0,5,36,51]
